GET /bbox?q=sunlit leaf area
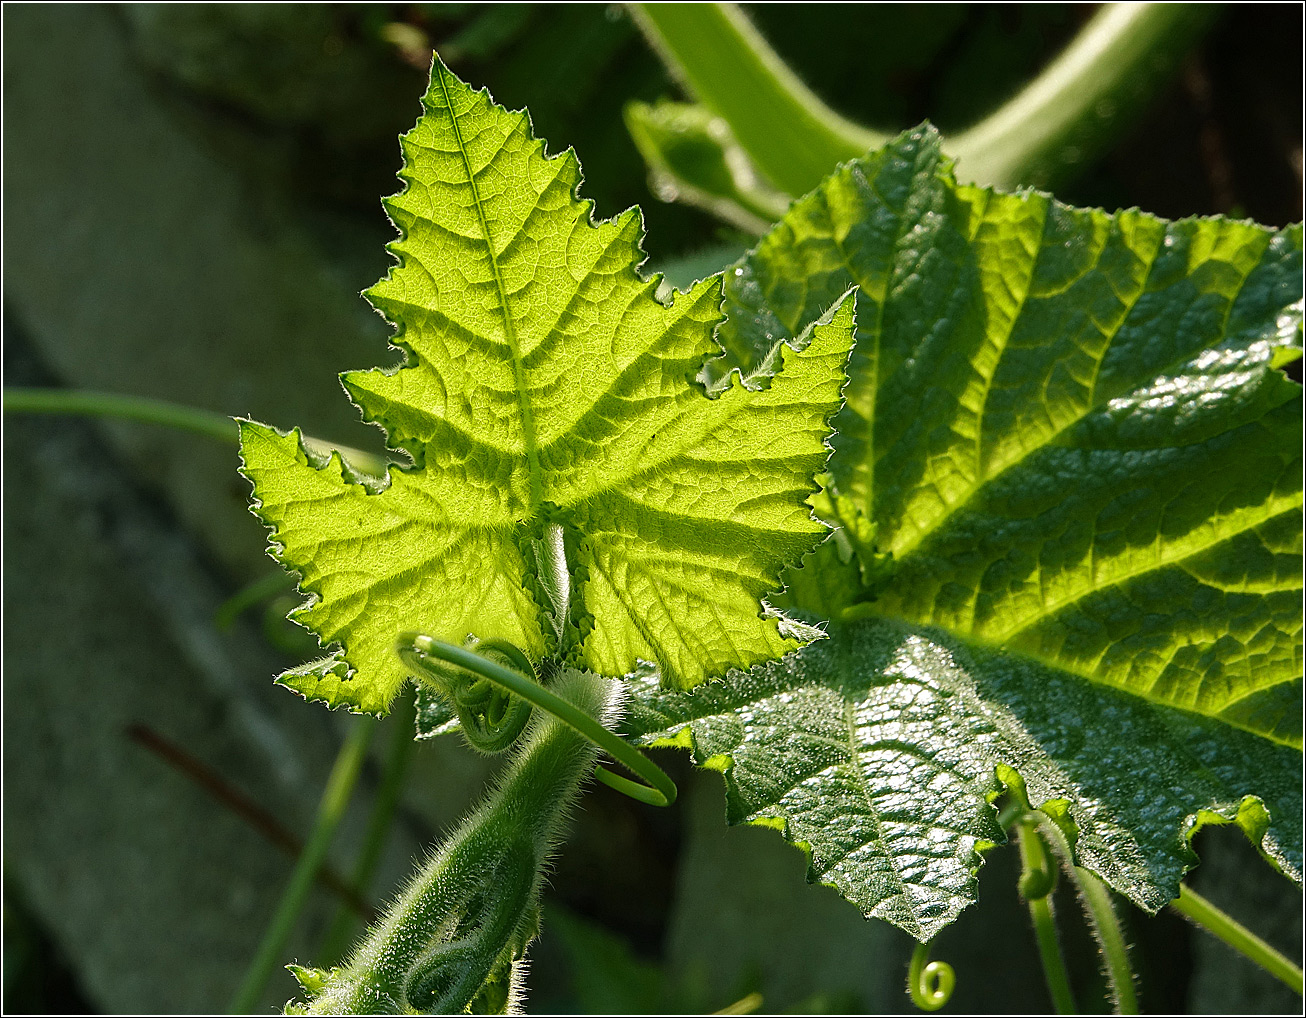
[4,5,1301,1015]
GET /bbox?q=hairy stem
[297,670,622,1014]
[1172,884,1304,995]
[229,718,374,1014]
[1071,866,1139,1014]
[1033,815,1138,1014]
[1016,819,1075,1014]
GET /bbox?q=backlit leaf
[239,59,854,714]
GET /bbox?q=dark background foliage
[3,4,1301,1014]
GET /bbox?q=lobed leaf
[239,59,855,714]
[637,125,1303,933]
[727,125,1302,746]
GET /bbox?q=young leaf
[238,58,854,714]
[630,126,1302,934]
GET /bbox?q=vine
[4,10,1300,1011]
[284,663,623,1015]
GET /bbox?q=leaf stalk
[1034,815,1139,1014]
[1016,818,1076,1014]
[1171,884,1304,996]
[1071,865,1140,1014]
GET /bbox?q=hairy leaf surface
[625,619,1302,940]
[239,59,854,714]
[634,126,1302,933]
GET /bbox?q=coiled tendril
[397,632,677,806]
[908,939,956,1011]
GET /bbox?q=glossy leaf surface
[625,618,1302,939]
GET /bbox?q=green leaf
[626,124,1302,935]
[624,618,1302,941]
[238,58,855,714]
[724,124,1303,747]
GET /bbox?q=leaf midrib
[436,64,543,515]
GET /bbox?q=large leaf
[239,58,854,714]
[722,125,1302,746]
[628,125,1302,933]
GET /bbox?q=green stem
[301,669,616,1013]
[1016,820,1075,1014]
[319,691,420,965]
[713,991,764,1015]
[4,386,237,442]
[3,386,386,476]
[950,3,1218,188]
[1172,884,1304,995]
[1034,815,1138,1013]
[630,2,1214,196]
[228,719,374,1014]
[907,940,955,1011]
[1072,865,1139,1014]
[628,2,882,197]
[397,634,676,807]
[215,570,298,631]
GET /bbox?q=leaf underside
[630,126,1302,936]
[239,58,855,714]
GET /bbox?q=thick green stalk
[630,3,1214,196]
[229,718,374,1014]
[1172,884,1304,995]
[1016,820,1075,1014]
[294,670,620,1014]
[628,2,882,196]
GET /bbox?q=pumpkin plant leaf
[626,125,1302,935]
[238,57,854,715]
[624,617,1302,941]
